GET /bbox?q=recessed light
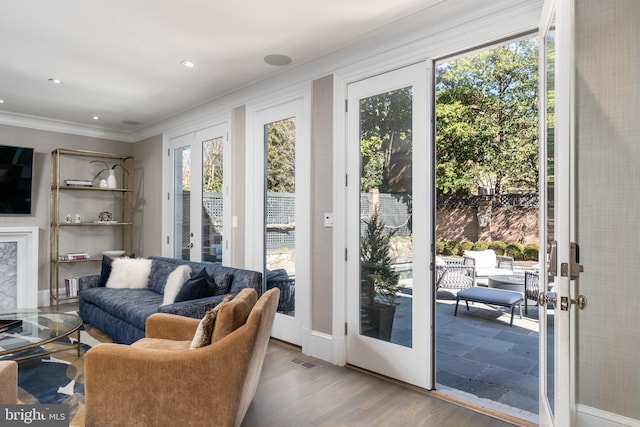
[180,60,195,68]
[264,54,292,66]
[92,116,100,120]
[48,78,64,84]
[0,99,4,104]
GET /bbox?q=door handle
[539,292,587,310]
[538,292,556,307]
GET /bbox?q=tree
[266,118,296,193]
[203,137,223,192]
[359,87,412,194]
[436,38,539,195]
[360,208,400,307]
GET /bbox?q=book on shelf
[59,252,90,261]
[65,277,80,297]
[64,179,93,187]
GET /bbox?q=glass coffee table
[0,312,82,361]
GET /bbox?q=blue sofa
[78,256,262,344]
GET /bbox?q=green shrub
[488,241,507,255]
[505,242,524,260]
[461,241,474,252]
[472,240,489,251]
[523,243,539,261]
[444,240,461,256]
[436,240,445,254]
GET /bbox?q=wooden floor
[52,303,526,426]
[242,340,522,427]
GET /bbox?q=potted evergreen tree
[360,208,401,341]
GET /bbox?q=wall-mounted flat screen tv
[0,145,34,214]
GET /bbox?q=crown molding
[0,110,135,142]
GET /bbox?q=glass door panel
[543,9,556,416]
[174,146,192,260]
[264,117,296,316]
[359,87,413,347]
[202,137,224,263]
[346,62,431,389]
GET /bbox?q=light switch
[324,213,334,228]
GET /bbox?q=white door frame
[539,0,574,424]
[162,119,231,263]
[344,62,432,389]
[245,88,311,347]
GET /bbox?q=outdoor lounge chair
[524,270,556,315]
[463,249,514,285]
[435,259,475,299]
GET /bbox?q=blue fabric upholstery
[78,256,262,344]
[80,288,162,330]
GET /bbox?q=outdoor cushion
[457,287,522,305]
[463,250,496,269]
[455,287,523,326]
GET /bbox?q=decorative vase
[107,169,117,189]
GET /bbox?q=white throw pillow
[162,265,192,306]
[105,258,153,289]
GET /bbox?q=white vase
[107,169,117,189]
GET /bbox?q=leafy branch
[89,160,130,183]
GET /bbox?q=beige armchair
[0,361,18,404]
[85,287,280,427]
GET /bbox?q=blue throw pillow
[98,256,113,287]
[175,268,216,302]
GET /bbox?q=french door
[247,96,310,346]
[541,0,639,425]
[345,63,432,388]
[167,123,230,263]
[539,0,572,424]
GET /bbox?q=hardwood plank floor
[53,303,526,426]
[243,340,521,427]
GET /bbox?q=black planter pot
[365,303,396,341]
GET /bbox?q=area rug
[1,323,112,427]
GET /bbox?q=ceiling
[0,0,446,138]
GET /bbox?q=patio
[387,281,551,424]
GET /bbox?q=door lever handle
[538,292,556,307]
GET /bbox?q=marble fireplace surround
[0,226,39,310]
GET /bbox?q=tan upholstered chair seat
[85,287,279,427]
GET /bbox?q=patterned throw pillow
[190,295,234,349]
[212,273,232,295]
